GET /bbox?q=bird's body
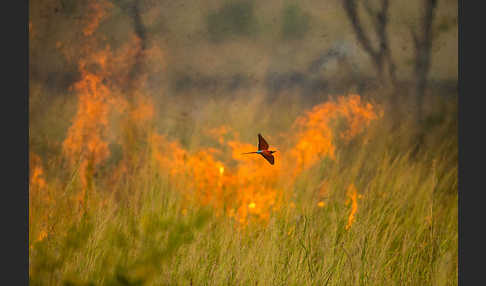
[241,134,277,165]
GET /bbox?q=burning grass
[141,94,381,226]
[29,86,457,285]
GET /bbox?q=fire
[30,153,46,191]
[61,0,145,192]
[130,94,155,123]
[207,125,232,144]
[345,184,361,230]
[227,139,282,224]
[149,129,283,225]
[337,95,380,141]
[62,62,113,188]
[187,150,227,209]
[61,0,115,191]
[31,167,46,189]
[36,229,47,242]
[29,152,51,252]
[148,95,380,226]
[82,1,113,36]
[290,95,381,173]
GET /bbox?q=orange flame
[130,94,155,123]
[207,125,232,144]
[290,95,380,173]
[345,184,361,230]
[148,95,379,226]
[62,63,113,188]
[30,153,46,191]
[82,1,113,36]
[29,152,50,251]
[61,0,141,191]
[61,3,114,184]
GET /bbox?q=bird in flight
[241,134,277,165]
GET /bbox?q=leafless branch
[343,0,396,86]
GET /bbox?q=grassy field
[29,84,457,285]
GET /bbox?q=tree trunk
[413,0,438,124]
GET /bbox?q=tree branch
[343,0,380,63]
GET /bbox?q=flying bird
[241,133,277,165]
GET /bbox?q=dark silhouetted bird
[241,134,277,165]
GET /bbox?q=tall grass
[29,85,457,285]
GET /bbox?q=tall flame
[62,51,114,189]
[290,94,380,173]
[149,95,380,225]
[345,184,361,230]
[61,0,146,193]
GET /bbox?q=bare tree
[343,0,397,89]
[344,0,441,127]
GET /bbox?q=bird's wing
[258,133,269,150]
[260,152,274,165]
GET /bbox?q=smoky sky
[29,0,457,99]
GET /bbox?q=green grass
[29,90,457,285]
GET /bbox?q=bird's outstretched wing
[260,152,274,165]
[258,133,269,150]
